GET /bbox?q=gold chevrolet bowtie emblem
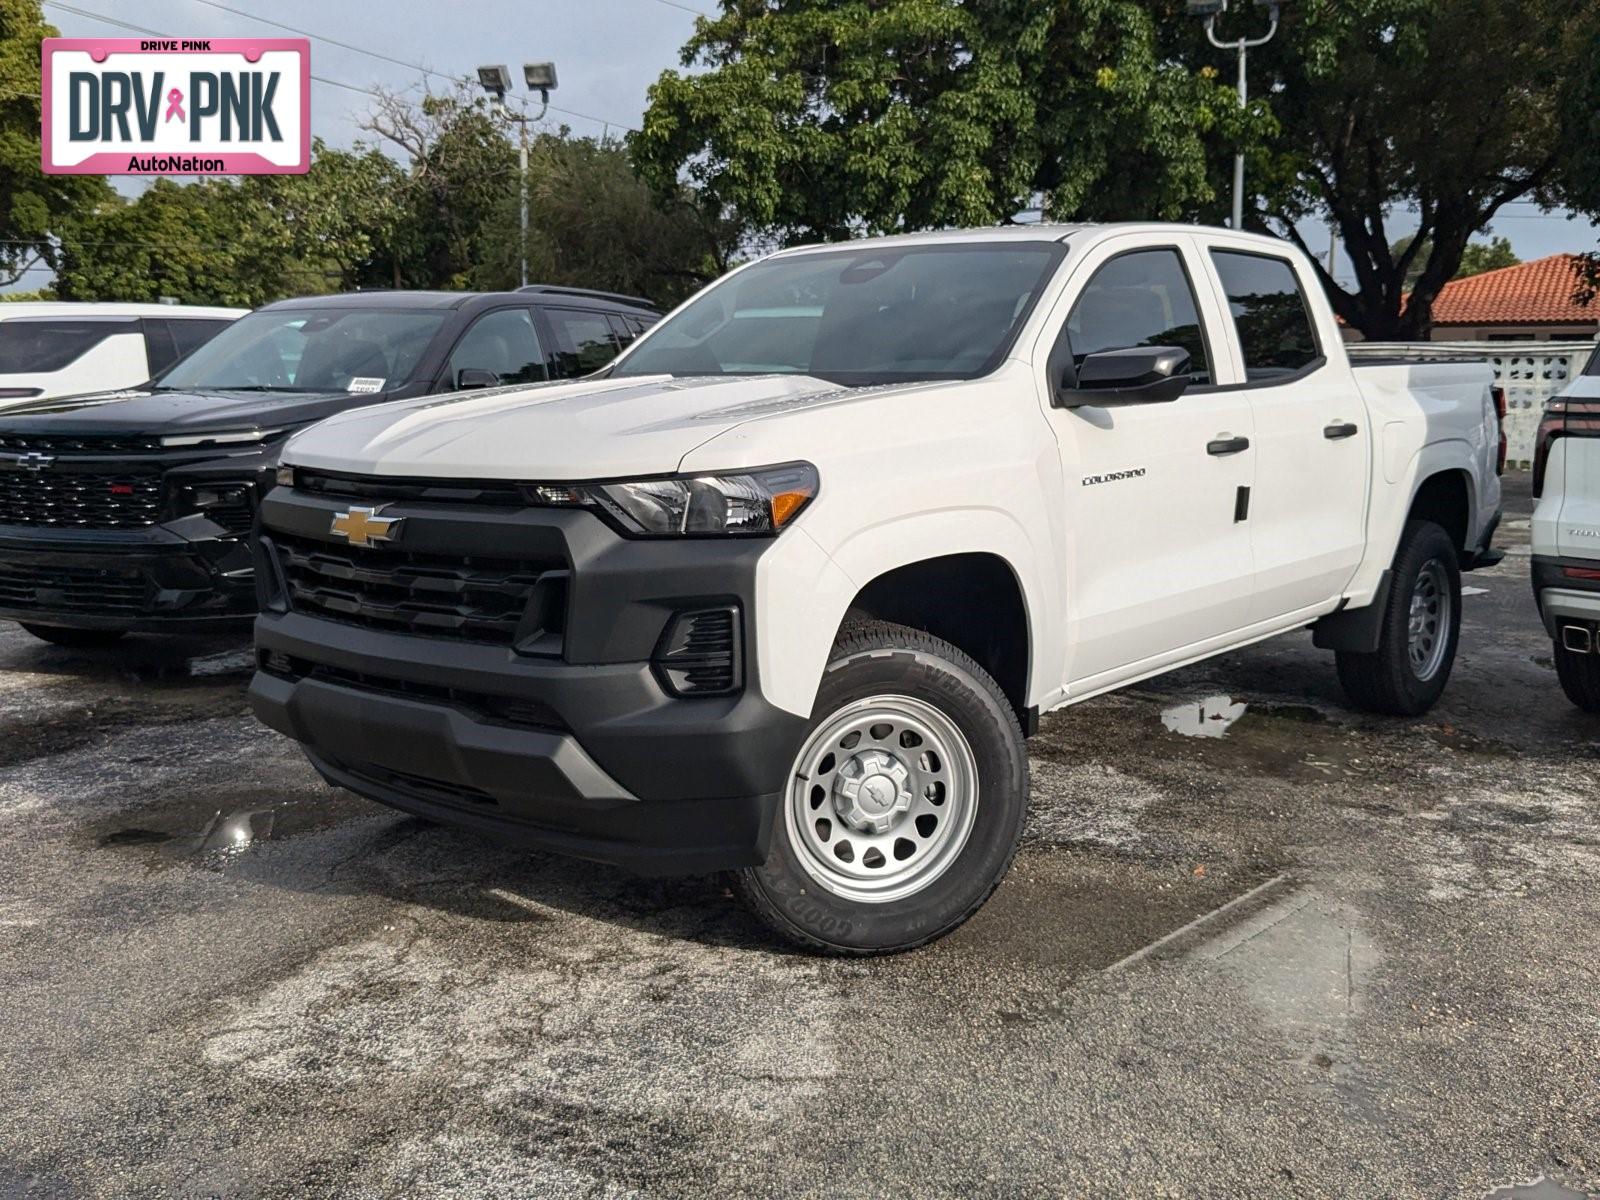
[329,505,402,547]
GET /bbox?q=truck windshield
[612,242,1067,386]
[153,308,448,394]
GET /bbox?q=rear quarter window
[0,319,134,373]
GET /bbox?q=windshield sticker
[347,377,386,394]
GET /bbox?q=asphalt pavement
[0,471,1596,1199]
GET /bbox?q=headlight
[527,462,818,537]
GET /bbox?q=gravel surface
[0,473,1596,1199]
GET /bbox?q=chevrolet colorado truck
[250,224,1503,954]
[1533,341,1600,710]
[0,287,655,646]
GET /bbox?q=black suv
[0,286,657,645]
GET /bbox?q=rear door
[1039,235,1257,689]
[1198,240,1371,623]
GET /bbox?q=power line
[173,0,640,132]
[644,0,712,16]
[42,2,382,99]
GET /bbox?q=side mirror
[1057,346,1192,408]
[455,367,500,390]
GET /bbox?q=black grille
[653,606,741,696]
[273,533,564,646]
[293,470,525,507]
[0,467,163,529]
[261,653,563,731]
[0,433,163,456]
[333,759,500,810]
[0,560,146,613]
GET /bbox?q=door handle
[1206,436,1250,456]
[1323,421,1359,440]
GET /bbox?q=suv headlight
[527,462,818,537]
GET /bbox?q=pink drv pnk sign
[42,38,310,175]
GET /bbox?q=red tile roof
[1430,254,1598,326]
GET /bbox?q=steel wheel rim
[784,694,979,904]
[1408,558,1452,681]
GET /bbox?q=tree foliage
[1233,0,1600,338]
[1388,234,1520,290]
[632,0,1248,244]
[52,143,406,305]
[637,0,1600,338]
[0,0,113,286]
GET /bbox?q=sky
[21,0,1600,291]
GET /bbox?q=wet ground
[1,473,1597,1198]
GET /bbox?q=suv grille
[0,561,145,613]
[273,533,565,646]
[293,469,525,507]
[0,467,163,529]
[0,433,163,456]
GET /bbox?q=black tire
[733,619,1028,956]
[1335,520,1462,716]
[1554,638,1600,713]
[19,623,128,648]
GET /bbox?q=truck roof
[770,222,1297,257]
[261,289,659,315]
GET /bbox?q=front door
[1040,238,1257,690]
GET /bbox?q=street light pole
[476,62,557,290]
[1195,2,1280,231]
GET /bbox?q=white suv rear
[1532,340,1600,710]
[0,303,245,409]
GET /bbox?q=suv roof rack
[517,284,658,311]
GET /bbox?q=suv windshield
[154,308,447,394]
[612,242,1067,386]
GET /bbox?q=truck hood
[281,374,892,479]
[0,386,399,436]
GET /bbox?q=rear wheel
[733,620,1028,955]
[19,623,128,648]
[1554,637,1600,712]
[1336,520,1461,716]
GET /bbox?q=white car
[1532,341,1600,710]
[250,223,1503,953]
[0,302,245,409]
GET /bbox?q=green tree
[632,1,1248,243]
[1388,234,1521,290]
[636,0,1600,340]
[53,142,408,305]
[1235,0,1600,339]
[0,0,114,287]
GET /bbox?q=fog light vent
[654,605,741,696]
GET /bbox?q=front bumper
[249,486,811,875]
[0,523,256,631]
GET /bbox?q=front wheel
[19,623,128,648]
[1335,519,1462,716]
[733,619,1028,955]
[1554,637,1600,712]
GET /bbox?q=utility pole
[1189,1,1281,231]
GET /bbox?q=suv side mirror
[1056,346,1192,408]
[455,367,500,390]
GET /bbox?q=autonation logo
[41,37,309,175]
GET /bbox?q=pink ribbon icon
[164,88,185,123]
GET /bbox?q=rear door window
[1210,251,1323,381]
[542,307,621,378]
[169,318,234,360]
[0,319,134,373]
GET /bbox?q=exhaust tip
[1561,625,1594,655]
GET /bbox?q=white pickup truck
[250,224,1502,953]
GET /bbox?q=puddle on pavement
[1161,694,1249,738]
[0,695,253,769]
[86,787,372,867]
